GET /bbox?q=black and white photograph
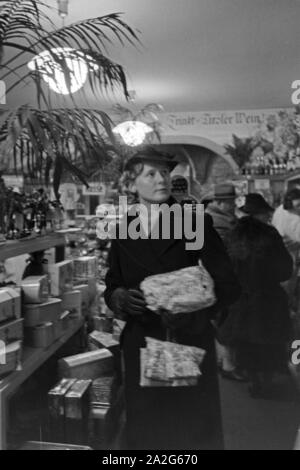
[0,0,300,452]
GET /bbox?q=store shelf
[0,233,65,261]
[0,318,84,450]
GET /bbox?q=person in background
[205,183,243,380]
[272,188,300,310]
[205,183,237,245]
[219,194,293,398]
[104,147,240,450]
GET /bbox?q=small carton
[0,291,14,323]
[21,276,49,304]
[59,349,114,380]
[25,322,54,348]
[48,261,74,297]
[0,341,22,378]
[0,287,21,319]
[0,318,24,344]
[60,291,82,319]
[23,298,62,327]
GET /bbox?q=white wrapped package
[140,260,216,314]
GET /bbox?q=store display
[48,378,77,443]
[21,276,49,304]
[48,261,74,296]
[58,349,114,380]
[140,260,216,314]
[23,298,62,327]
[0,290,14,323]
[0,319,24,343]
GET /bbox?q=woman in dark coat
[219,194,293,398]
[104,147,240,450]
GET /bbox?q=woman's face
[132,161,172,204]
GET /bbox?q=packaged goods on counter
[48,261,73,296]
[93,315,113,333]
[73,257,97,279]
[48,378,77,443]
[88,331,119,354]
[140,337,206,388]
[0,341,22,378]
[140,260,216,314]
[0,318,24,343]
[23,298,62,327]
[58,349,114,380]
[21,275,49,304]
[60,290,82,319]
[25,322,54,348]
[0,290,14,323]
[65,379,91,445]
[90,376,115,407]
[72,284,90,313]
[0,287,21,320]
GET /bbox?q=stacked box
[0,286,23,378]
[65,380,92,445]
[58,349,114,380]
[23,298,62,327]
[93,315,113,334]
[48,378,77,442]
[60,291,82,320]
[73,257,97,280]
[48,261,74,297]
[21,276,49,304]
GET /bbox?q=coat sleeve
[104,240,124,311]
[200,214,241,308]
[268,227,294,283]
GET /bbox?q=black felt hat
[240,193,274,215]
[124,147,179,172]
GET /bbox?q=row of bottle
[241,156,300,176]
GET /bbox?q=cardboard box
[65,380,92,445]
[25,322,54,348]
[59,349,114,380]
[0,318,24,344]
[48,378,77,443]
[0,341,22,378]
[93,315,112,334]
[73,257,97,279]
[21,276,49,304]
[0,287,21,320]
[23,298,62,327]
[48,261,73,297]
[73,284,90,312]
[0,291,14,323]
[88,331,119,354]
[60,291,82,319]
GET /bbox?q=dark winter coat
[218,216,293,348]
[104,201,240,450]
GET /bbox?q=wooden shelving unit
[0,232,82,450]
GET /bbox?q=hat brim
[124,155,178,172]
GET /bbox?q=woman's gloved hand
[111,287,148,319]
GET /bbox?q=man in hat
[205,182,237,245]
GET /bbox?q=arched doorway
[154,134,239,201]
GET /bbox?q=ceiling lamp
[28,47,99,95]
[58,0,69,19]
[113,121,153,147]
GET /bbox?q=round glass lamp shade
[28,47,98,95]
[113,121,153,147]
